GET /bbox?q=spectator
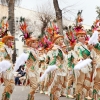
[15,65,26,85]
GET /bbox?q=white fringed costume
[74,42,96,99]
[0,44,15,100]
[40,44,66,100]
[14,46,39,100]
[89,30,100,99]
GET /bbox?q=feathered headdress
[19,17,32,43]
[74,10,86,36]
[91,7,100,32]
[39,35,53,51]
[0,17,14,46]
[0,17,9,38]
[46,21,58,34]
[45,21,59,42]
[65,26,76,47]
[37,21,56,51]
[92,20,100,32]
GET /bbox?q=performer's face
[31,42,35,48]
[6,39,14,47]
[39,50,44,55]
[59,37,64,45]
[77,34,85,44]
[44,49,47,53]
[88,44,93,50]
[31,41,38,49]
[55,37,64,45]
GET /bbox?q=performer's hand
[88,44,94,51]
[18,74,21,77]
[92,59,96,65]
[25,68,28,73]
[26,59,33,68]
[73,59,81,64]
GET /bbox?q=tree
[53,0,63,35]
[96,6,100,19]
[0,0,21,63]
[37,3,53,38]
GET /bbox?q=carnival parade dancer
[41,38,54,95]
[66,48,76,99]
[88,20,100,99]
[40,30,67,100]
[73,11,96,100]
[14,17,40,100]
[65,26,76,99]
[26,38,40,100]
[60,43,68,97]
[0,31,15,100]
[14,37,39,100]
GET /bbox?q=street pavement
[0,86,74,100]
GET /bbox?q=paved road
[0,86,74,100]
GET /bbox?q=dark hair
[21,66,24,70]
[17,65,25,72]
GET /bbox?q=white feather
[14,53,29,72]
[88,31,99,45]
[74,58,92,70]
[81,66,89,74]
[74,70,80,77]
[0,60,11,73]
[40,65,57,82]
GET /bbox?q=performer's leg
[44,74,49,95]
[74,70,86,100]
[51,85,60,100]
[27,77,38,100]
[50,76,62,100]
[40,81,44,93]
[53,89,60,100]
[83,77,93,99]
[67,75,74,98]
[93,89,98,100]
[75,83,83,100]
[60,76,66,97]
[1,79,15,100]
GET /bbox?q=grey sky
[20,0,100,26]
